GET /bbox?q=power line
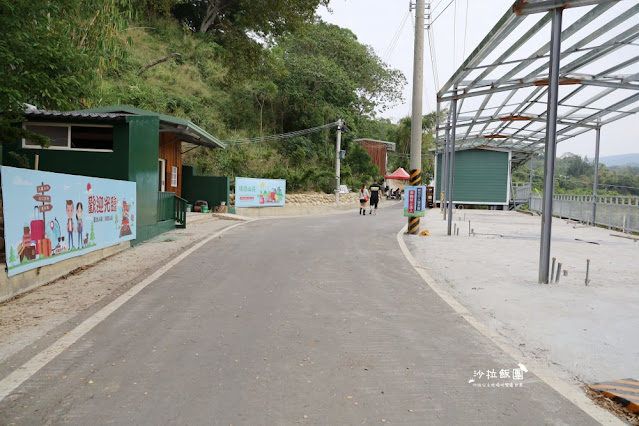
[222,122,339,145]
[453,0,457,70]
[427,27,440,89]
[383,10,410,62]
[429,0,454,27]
[430,0,446,15]
[462,0,469,59]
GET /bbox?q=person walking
[358,184,370,215]
[369,180,382,215]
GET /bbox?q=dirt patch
[0,217,237,364]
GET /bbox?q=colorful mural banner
[404,185,426,217]
[1,166,137,277]
[235,177,286,208]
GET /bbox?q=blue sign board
[1,166,137,277]
[404,185,426,217]
[235,177,286,208]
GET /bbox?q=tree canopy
[1,0,448,193]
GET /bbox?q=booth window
[24,123,114,152]
[23,125,68,148]
[71,126,113,150]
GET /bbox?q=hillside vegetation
[1,0,437,192]
[513,153,639,196]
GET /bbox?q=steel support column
[592,122,601,224]
[539,8,563,284]
[447,94,458,235]
[442,113,450,217]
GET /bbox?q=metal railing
[512,182,531,203]
[530,193,639,233]
[158,191,187,229]
[158,191,175,221]
[174,195,187,229]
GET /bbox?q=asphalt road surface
[0,204,599,425]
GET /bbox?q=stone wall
[230,192,362,206]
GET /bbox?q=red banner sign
[408,190,415,214]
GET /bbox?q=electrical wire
[223,122,339,145]
[427,27,440,89]
[430,0,446,15]
[429,0,454,27]
[462,0,469,59]
[453,0,457,70]
[383,10,410,62]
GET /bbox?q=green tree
[273,21,406,129]
[90,222,96,242]
[390,112,439,183]
[343,143,379,187]
[173,0,329,35]
[0,0,133,147]
[8,246,16,264]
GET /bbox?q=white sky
[318,0,638,158]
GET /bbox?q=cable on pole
[383,10,410,62]
[222,122,340,145]
[429,0,454,27]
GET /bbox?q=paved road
[0,204,598,425]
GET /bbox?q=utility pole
[408,0,425,235]
[335,118,343,205]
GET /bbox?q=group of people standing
[358,181,383,215]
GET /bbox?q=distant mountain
[599,153,639,167]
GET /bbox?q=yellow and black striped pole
[407,169,422,234]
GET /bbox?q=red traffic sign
[33,194,51,202]
[37,184,51,193]
[38,204,53,213]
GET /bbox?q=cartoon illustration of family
[65,200,86,249]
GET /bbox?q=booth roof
[385,167,410,180]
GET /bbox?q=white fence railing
[530,194,639,233]
[512,182,531,203]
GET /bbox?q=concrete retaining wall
[0,242,130,303]
[232,192,387,217]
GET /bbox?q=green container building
[435,148,511,207]
[2,106,226,244]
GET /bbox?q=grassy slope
[91,20,231,139]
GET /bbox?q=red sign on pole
[33,194,51,202]
[37,184,51,193]
[408,190,415,214]
[38,204,53,213]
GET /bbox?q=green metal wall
[2,123,130,180]
[436,149,509,204]
[182,166,229,208]
[3,115,170,244]
[125,116,161,243]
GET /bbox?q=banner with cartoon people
[0,166,137,277]
[235,177,286,208]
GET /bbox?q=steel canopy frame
[434,0,639,283]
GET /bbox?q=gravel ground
[407,208,639,385]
